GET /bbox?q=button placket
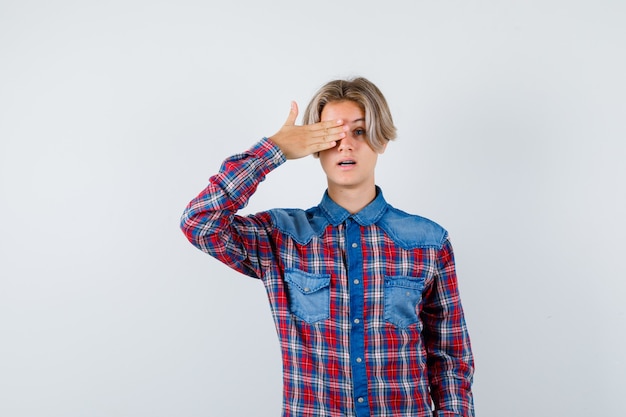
[345,218,369,416]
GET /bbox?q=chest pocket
[285,269,331,324]
[384,276,425,329]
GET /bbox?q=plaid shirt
[181,138,474,417]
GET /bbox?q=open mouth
[338,160,356,166]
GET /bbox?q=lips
[338,159,356,166]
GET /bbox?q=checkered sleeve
[421,236,475,417]
[180,138,286,278]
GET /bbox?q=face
[318,100,386,193]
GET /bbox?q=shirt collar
[319,186,388,227]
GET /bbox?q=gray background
[1,1,625,416]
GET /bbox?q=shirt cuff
[250,137,287,171]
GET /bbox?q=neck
[327,184,377,214]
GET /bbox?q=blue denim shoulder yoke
[269,203,447,250]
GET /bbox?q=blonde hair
[302,77,397,153]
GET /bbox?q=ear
[378,141,388,154]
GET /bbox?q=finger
[315,140,337,152]
[320,119,345,129]
[306,118,344,132]
[284,101,298,126]
[310,130,345,148]
[327,131,346,143]
[310,124,348,139]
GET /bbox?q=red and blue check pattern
[181,138,474,417]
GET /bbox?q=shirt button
[356,357,362,363]
[358,397,364,403]
[304,287,310,292]
[353,279,360,285]
[351,243,358,248]
[354,318,360,324]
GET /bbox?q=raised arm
[180,103,346,278]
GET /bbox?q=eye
[354,128,366,137]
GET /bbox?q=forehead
[320,100,364,122]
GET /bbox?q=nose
[337,132,356,151]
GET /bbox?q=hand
[269,101,347,160]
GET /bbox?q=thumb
[283,101,298,126]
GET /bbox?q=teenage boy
[180,77,474,417]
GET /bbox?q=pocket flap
[285,269,331,294]
[384,276,425,291]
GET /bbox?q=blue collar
[319,186,389,227]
